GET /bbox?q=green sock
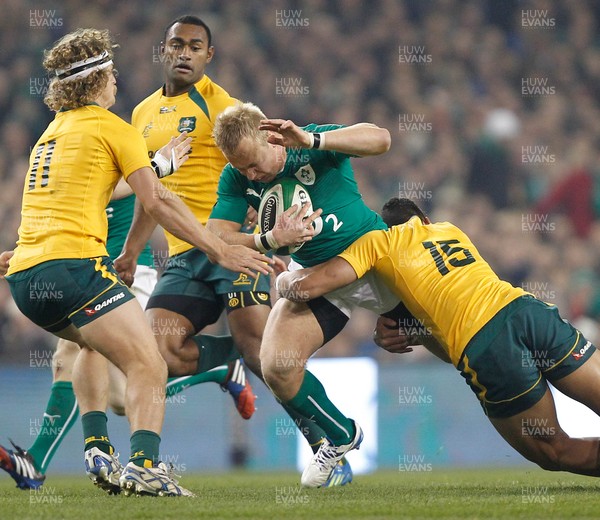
[81,411,113,455]
[281,403,326,453]
[129,430,160,468]
[27,381,79,473]
[286,370,355,445]
[192,335,240,374]
[166,364,230,396]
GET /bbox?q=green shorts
[6,257,134,333]
[457,296,595,418]
[146,248,271,331]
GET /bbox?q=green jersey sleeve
[210,164,251,224]
[106,194,154,267]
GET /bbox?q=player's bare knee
[147,356,168,386]
[261,361,285,393]
[262,355,304,398]
[124,341,168,381]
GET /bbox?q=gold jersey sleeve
[8,105,151,275]
[132,75,237,256]
[339,217,528,366]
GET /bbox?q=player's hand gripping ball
[258,177,313,255]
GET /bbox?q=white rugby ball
[258,177,313,255]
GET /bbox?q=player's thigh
[261,298,325,368]
[489,387,567,465]
[550,349,600,415]
[227,303,270,350]
[79,299,164,374]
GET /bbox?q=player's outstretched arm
[127,167,272,278]
[259,119,391,157]
[276,256,358,301]
[207,219,256,249]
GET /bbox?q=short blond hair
[43,28,116,111]
[213,102,268,157]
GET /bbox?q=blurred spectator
[534,137,598,238]
[466,108,521,209]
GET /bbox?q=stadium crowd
[1,0,600,361]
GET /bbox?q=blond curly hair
[43,28,117,111]
[213,102,269,157]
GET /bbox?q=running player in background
[2,28,269,497]
[277,197,600,479]
[115,15,266,417]
[114,16,351,487]
[208,101,394,487]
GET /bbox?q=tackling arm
[275,256,358,301]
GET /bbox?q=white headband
[55,50,113,82]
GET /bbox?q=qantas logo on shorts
[84,292,126,316]
[572,341,592,360]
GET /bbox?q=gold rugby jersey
[132,75,236,256]
[8,105,151,274]
[339,217,527,365]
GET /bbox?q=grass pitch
[1,468,598,519]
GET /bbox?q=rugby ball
[258,177,313,255]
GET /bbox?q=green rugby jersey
[106,194,153,267]
[210,124,386,267]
